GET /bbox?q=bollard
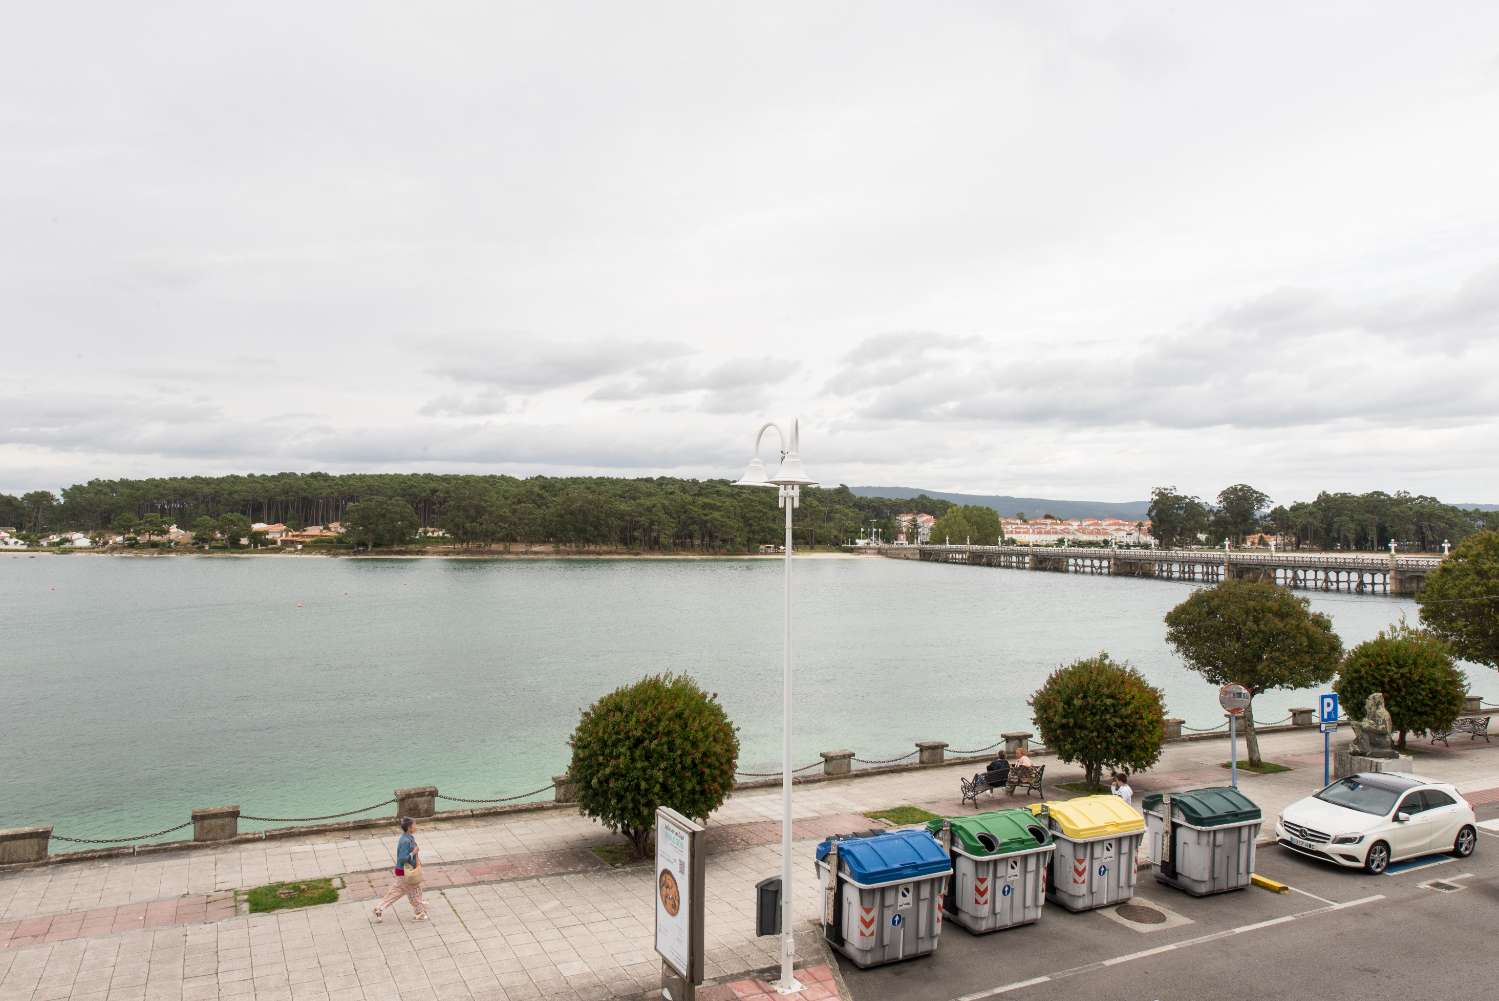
[1290,708,1315,728]
[552,774,578,804]
[820,750,854,777]
[1465,694,1483,714]
[192,806,240,842]
[1161,719,1184,741]
[0,826,51,865]
[916,741,949,766]
[395,786,437,819]
[1002,731,1032,758]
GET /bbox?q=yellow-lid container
[1028,795,1145,840]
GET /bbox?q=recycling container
[1142,787,1262,896]
[815,829,953,968]
[926,809,1055,934]
[1028,796,1145,912]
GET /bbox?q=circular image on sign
[658,868,681,917]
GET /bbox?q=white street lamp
[1443,539,1451,556]
[733,418,814,995]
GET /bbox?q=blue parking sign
[1319,693,1339,724]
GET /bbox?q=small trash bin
[926,809,1054,934]
[815,829,953,968]
[1028,796,1145,912]
[1142,787,1262,896]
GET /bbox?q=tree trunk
[1397,728,1408,751]
[1085,761,1101,789]
[1243,699,1263,768]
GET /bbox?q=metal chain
[736,761,822,778]
[949,740,1004,755]
[52,821,193,845]
[241,798,397,823]
[1180,721,1229,732]
[436,784,556,804]
[853,750,921,765]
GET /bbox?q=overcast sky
[3,2,1498,504]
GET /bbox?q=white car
[1275,772,1477,874]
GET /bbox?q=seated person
[974,755,1009,787]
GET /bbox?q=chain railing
[853,749,921,766]
[51,821,194,846]
[436,784,556,805]
[240,798,398,823]
[735,761,823,779]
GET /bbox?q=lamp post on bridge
[733,419,815,995]
[1389,539,1398,557]
[1443,539,1451,556]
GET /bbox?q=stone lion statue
[1349,692,1396,758]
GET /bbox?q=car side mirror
[1395,812,1411,823]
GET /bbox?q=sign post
[655,807,705,1001]
[1319,693,1340,786]
[1219,683,1251,789]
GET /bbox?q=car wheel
[1452,825,1477,858]
[1364,841,1390,874]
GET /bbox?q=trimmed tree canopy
[1337,623,1466,750]
[1164,580,1343,765]
[1029,653,1165,788]
[1417,530,1499,669]
[568,673,739,855]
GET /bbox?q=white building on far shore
[1001,517,1153,546]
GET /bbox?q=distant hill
[1460,503,1499,511]
[850,486,1151,521]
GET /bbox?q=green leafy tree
[20,491,57,533]
[344,497,420,549]
[1417,530,1499,670]
[191,516,218,546]
[1029,653,1166,789]
[928,508,972,545]
[218,513,252,548]
[1165,580,1343,766]
[1215,483,1270,544]
[0,493,24,529]
[568,674,739,856]
[439,481,508,547]
[1147,487,1211,548]
[111,512,140,536]
[136,513,167,542]
[1336,623,1466,750]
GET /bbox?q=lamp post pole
[733,420,812,995]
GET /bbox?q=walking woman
[373,817,428,921]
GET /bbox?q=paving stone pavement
[5,727,1498,1001]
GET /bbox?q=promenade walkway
[4,728,1498,1001]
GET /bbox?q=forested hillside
[0,474,955,551]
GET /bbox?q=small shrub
[1029,653,1166,788]
[568,673,739,856]
[246,878,338,913]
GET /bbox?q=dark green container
[927,810,1052,856]
[1141,787,1261,828]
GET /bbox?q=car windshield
[1315,778,1401,816]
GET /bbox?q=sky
[3,2,1498,505]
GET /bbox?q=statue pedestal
[1335,750,1413,780]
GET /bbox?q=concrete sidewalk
[3,727,1497,1001]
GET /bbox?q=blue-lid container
[816,830,952,885]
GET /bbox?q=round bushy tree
[1029,653,1166,789]
[1418,530,1499,671]
[568,674,739,856]
[1337,623,1466,750]
[1165,580,1343,767]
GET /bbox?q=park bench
[960,761,1010,807]
[1430,716,1491,746]
[1007,764,1045,797]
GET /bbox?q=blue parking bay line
[1384,854,1454,876]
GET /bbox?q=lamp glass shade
[768,452,816,486]
[733,456,776,488]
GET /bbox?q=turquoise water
[1,554,1422,842]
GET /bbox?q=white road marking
[1385,856,1454,875]
[1475,818,1499,833]
[1289,886,1338,906]
[947,895,1385,1000]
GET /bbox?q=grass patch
[865,805,941,826]
[246,878,338,914]
[591,842,646,866]
[1219,760,1292,774]
[1056,781,1108,795]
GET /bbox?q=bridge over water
[864,543,1444,596]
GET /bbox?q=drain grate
[1424,880,1462,893]
[1116,903,1168,924]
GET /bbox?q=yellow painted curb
[1251,873,1289,894]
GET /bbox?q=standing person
[373,817,428,922]
[1111,772,1134,807]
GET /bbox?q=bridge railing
[909,543,1442,570]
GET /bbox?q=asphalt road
[836,803,1499,1001]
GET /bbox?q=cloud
[589,357,799,415]
[426,338,689,392]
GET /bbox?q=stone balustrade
[0,827,51,865]
[395,786,437,819]
[820,750,853,776]
[192,806,239,843]
[915,741,949,765]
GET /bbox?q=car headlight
[1330,833,1364,845]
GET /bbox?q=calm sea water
[2,554,1425,842]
